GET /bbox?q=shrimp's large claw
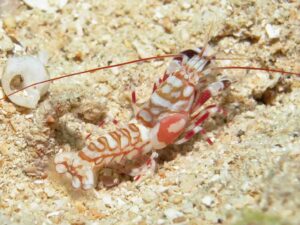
[54,152,95,190]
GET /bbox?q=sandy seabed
[0,0,299,224]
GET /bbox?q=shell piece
[22,0,68,13]
[265,24,280,39]
[1,56,50,108]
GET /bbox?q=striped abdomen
[78,123,152,167]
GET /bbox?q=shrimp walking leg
[175,105,225,145]
[192,79,231,114]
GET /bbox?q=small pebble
[46,211,62,218]
[241,181,251,192]
[265,24,280,39]
[116,198,126,207]
[179,0,191,9]
[142,189,157,203]
[204,211,219,223]
[16,183,25,191]
[132,40,155,58]
[173,216,186,223]
[164,208,183,220]
[170,195,183,204]
[180,174,196,192]
[102,194,113,207]
[131,196,143,205]
[44,187,55,198]
[157,219,165,225]
[202,196,214,207]
[130,205,140,214]
[22,0,68,13]
[3,16,16,29]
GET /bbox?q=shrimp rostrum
[54,47,231,190]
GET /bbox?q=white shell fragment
[265,24,280,39]
[1,55,50,108]
[164,208,183,220]
[22,0,68,13]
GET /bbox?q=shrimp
[1,46,299,190]
[53,47,232,189]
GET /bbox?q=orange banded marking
[120,128,132,144]
[110,131,122,146]
[79,151,96,162]
[98,136,110,151]
[128,123,139,132]
[88,142,103,152]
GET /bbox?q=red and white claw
[130,152,158,182]
[54,152,95,190]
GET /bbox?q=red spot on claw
[157,113,188,144]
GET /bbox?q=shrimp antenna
[0,54,180,101]
[212,66,300,76]
[198,22,214,58]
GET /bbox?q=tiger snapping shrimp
[53,47,232,190]
[2,45,299,190]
